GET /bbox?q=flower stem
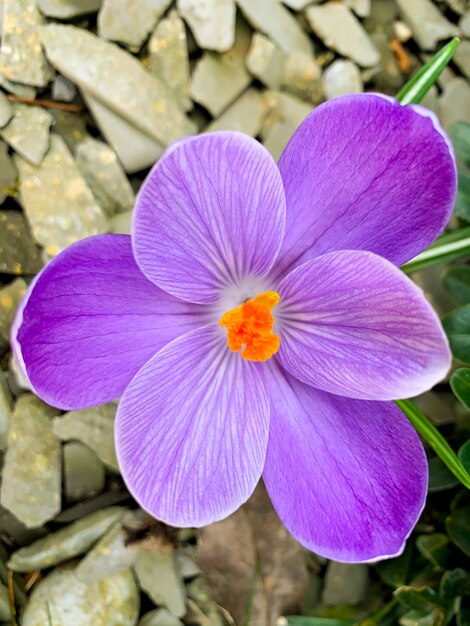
[396,399,470,490]
[396,37,460,105]
[401,227,470,274]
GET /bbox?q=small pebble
[149,10,192,112]
[53,403,119,471]
[0,211,41,275]
[21,565,139,626]
[135,549,186,617]
[323,59,363,100]
[206,88,268,136]
[0,104,53,166]
[98,0,172,48]
[1,0,53,88]
[0,277,27,345]
[237,0,312,55]
[139,608,184,626]
[75,137,135,215]
[15,134,108,257]
[0,92,12,129]
[0,395,61,528]
[64,442,106,502]
[8,507,126,572]
[395,0,458,51]
[38,0,102,18]
[178,0,235,52]
[306,3,380,67]
[246,33,285,89]
[52,74,78,102]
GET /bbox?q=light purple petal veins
[262,364,428,563]
[115,325,270,527]
[276,250,451,400]
[273,94,457,279]
[132,131,286,304]
[16,235,208,410]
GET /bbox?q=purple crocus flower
[13,95,456,562]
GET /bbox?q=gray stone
[395,0,458,51]
[110,209,132,234]
[0,580,9,621]
[191,51,251,116]
[0,374,12,450]
[460,11,470,37]
[0,92,12,128]
[366,31,403,93]
[347,0,370,17]
[0,277,26,347]
[191,20,252,116]
[261,91,312,161]
[236,0,312,55]
[75,137,135,215]
[76,521,138,583]
[83,92,165,174]
[38,0,102,18]
[8,508,126,572]
[306,3,379,67]
[0,212,41,276]
[53,403,119,471]
[445,0,469,14]
[16,134,108,257]
[40,24,196,146]
[135,550,186,617]
[52,74,77,102]
[322,562,369,606]
[139,609,184,626]
[175,548,200,579]
[0,140,17,205]
[281,50,322,103]
[206,89,267,136]
[0,395,61,528]
[50,109,90,152]
[1,0,53,88]
[21,565,139,626]
[149,10,191,112]
[323,59,363,100]
[0,104,53,165]
[246,33,285,89]
[98,0,171,48]
[64,442,106,502]
[281,0,311,9]
[439,78,470,130]
[393,20,413,42]
[178,0,235,52]
[0,75,36,99]
[454,40,470,79]
[9,352,33,393]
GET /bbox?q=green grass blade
[396,399,470,490]
[396,38,460,105]
[401,230,470,274]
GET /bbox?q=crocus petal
[115,325,269,527]
[133,131,286,304]
[273,94,456,278]
[276,250,450,400]
[263,364,427,562]
[15,235,207,410]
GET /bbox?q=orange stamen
[219,291,280,362]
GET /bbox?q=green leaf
[394,586,440,612]
[455,173,470,222]
[442,305,470,364]
[400,608,446,626]
[449,122,470,166]
[446,506,470,556]
[458,439,470,472]
[286,615,356,626]
[440,569,470,605]
[443,266,470,305]
[416,534,452,570]
[450,369,470,411]
[376,543,413,588]
[395,400,470,490]
[402,228,470,274]
[396,38,460,105]
[428,456,460,492]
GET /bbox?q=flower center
[219,291,280,362]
